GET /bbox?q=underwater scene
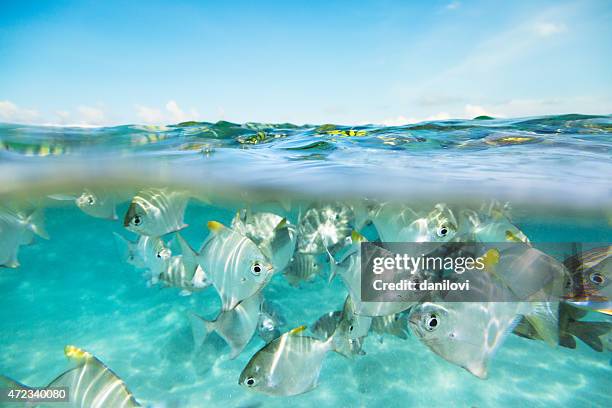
[0,114,611,408]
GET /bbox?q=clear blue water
[0,114,611,407]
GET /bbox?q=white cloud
[76,106,106,125]
[136,100,200,124]
[0,100,39,123]
[534,22,566,37]
[380,112,451,126]
[464,104,498,118]
[445,1,461,11]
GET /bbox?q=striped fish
[198,221,273,311]
[0,345,140,407]
[158,234,210,294]
[123,188,188,237]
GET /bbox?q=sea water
[0,115,610,407]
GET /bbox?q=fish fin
[390,315,411,339]
[179,289,192,296]
[2,257,20,268]
[274,218,288,231]
[48,193,78,201]
[176,234,198,277]
[278,198,292,212]
[351,230,366,243]
[289,325,307,335]
[191,266,209,289]
[207,220,227,233]
[525,302,559,347]
[559,334,577,349]
[27,208,49,239]
[595,309,612,316]
[465,360,488,379]
[188,313,214,349]
[568,321,612,352]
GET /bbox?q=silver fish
[563,245,612,315]
[158,234,210,294]
[257,299,286,343]
[459,201,529,243]
[284,252,324,287]
[239,326,336,396]
[231,210,297,273]
[371,203,457,243]
[123,188,188,236]
[311,307,366,357]
[329,231,414,317]
[0,207,47,268]
[75,189,118,220]
[370,312,410,340]
[409,301,523,379]
[0,345,140,407]
[482,244,565,345]
[198,221,273,311]
[297,203,353,254]
[190,292,262,359]
[113,233,171,280]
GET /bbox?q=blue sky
[0,0,611,126]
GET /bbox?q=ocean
[0,114,610,407]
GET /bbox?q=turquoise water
[0,114,611,407]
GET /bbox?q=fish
[311,306,366,357]
[459,201,529,243]
[297,203,354,254]
[283,252,325,287]
[239,325,338,396]
[329,231,414,317]
[257,299,286,343]
[409,301,523,379]
[231,210,297,273]
[158,234,210,294]
[513,303,612,351]
[563,245,612,314]
[190,292,263,359]
[113,232,171,281]
[0,345,140,407]
[198,221,274,311]
[370,312,411,340]
[75,189,118,220]
[371,203,457,243]
[50,189,118,220]
[481,244,566,345]
[0,207,48,268]
[123,188,188,236]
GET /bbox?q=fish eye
[348,325,354,332]
[251,262,263,275]
[245,377,256,387]
[85,195,95,205]
[436,225,449,237]
[133,215,142,226]
[590,272,605,285]
[425,313,439,331]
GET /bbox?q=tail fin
[525,302,559,347]
[188,313,215,350]
[388,314,410,340]
[27,208,49,240]
[567,320,612,352]
[176,233,199,280]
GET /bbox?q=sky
[0,0,611,126]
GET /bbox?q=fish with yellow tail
[198,220,273,311]
[0,345,140,407]
[239,325,339,396]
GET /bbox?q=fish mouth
[123,203,137,226]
